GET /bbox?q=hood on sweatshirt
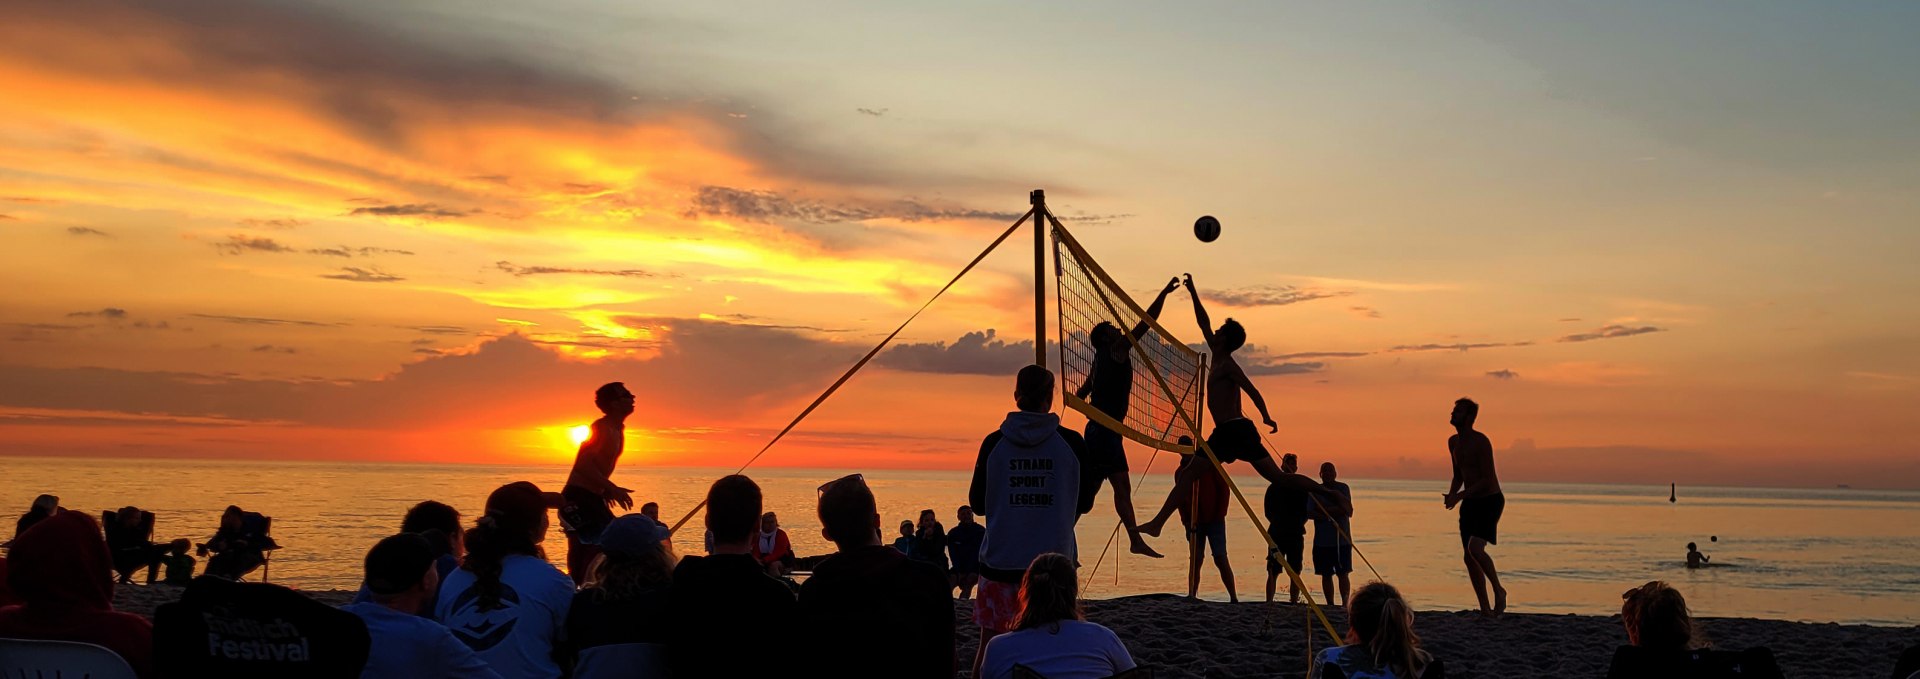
[998,410,1062,447]
[5,510,114,612]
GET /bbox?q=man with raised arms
[1074,276,1182,559]
[1139,274,1348,541]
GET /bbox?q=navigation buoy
[1669,483,1676,503]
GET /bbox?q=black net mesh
[1053,223,1206,453]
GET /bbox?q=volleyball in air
[1194,215,1221,243]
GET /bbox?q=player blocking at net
[1138,273,1351,541]
[1076,276,1184,559]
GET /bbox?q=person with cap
[568,513,677,679]
[343,533,499,678]
[436,481,575,679]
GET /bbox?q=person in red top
[751,511,794,577]
[0,511,154,677]
[1176,451,1236,602]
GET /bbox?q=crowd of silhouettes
[0,376,1862,679]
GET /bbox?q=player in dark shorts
[561,382,638,585]
[1264,453,1310,603]
[1139,274,1347,541]
[1075,277,1181,559]
[1444,397,1507,615]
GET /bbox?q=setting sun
[569,425,591,446]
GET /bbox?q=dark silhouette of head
[584,514,676,601]
[1346,582,1429,677]
[918,509,937,528]
[1014,365,1055,413]
[363,532,439,605]
[1687,542,1698,551]
[640,502,659,521]
[957,505,975,524]
[462,481,549,611]
[596,382,636,417]
[704,475,762,544]
[818,474,880,549]
[1622,581,1696,650]
[1282,453,1299,474]
[1450,398,1478,429]
[760,511,778,533]
[402,500,462,557]
[898,520,914,538]
[1015,553,1082,632]
[1090,322,1122,355]
[1215,319,1247,353]
[1321,462,1338,483]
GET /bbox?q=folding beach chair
[0,637,139,679]
[102,507,162,584]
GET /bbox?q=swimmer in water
[1686,542,1710,569]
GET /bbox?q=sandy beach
[114,584,1915,678]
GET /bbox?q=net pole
[1031,189,1048,366]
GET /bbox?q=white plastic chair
[0,637,138,679]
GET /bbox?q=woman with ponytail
[980,553,1137,679]
[435,481,575,679]
[1312,582,1443,679]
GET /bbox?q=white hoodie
[969,410,1091,578]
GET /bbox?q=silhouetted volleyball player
[1075,276,1181,559]
[560,382,637,585]
[1140,274,1347,540]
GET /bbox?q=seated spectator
[1312,582,1442,679]
[200,505,278,580]
[640,502,660,521]
[435,482,575,679]
[893,519,916,556]
[1893,644,1920,679]
[981,553,1136,679]
[11,493,61,543]
[342,533,498,678]
[1606,581,1782,679]
[570,514,677,679]
[354,500,465,606]
[155,573,370,677]
[106,506,170,585]
[162,539,196,585]
[666,475,796,675]
[753,511,795,576]
[0,511,154,677]
[799,473,953,678]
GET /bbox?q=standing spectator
[1265,453,1311,604]
[947,506,986,600]
[1178,455,1235,602]
[1313,462,1355,607]
[800,473,954,678]
[343,533,498,678]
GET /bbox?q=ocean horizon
[6,455,1917,627]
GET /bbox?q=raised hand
[1163,277,1181,295]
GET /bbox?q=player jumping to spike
[1139,274,1348,540]
[1076,276,1183,559]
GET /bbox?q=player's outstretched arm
[1230,360,1279,432]
[1183,274,1216,346]
[1132,277,1182,339]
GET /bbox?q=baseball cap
[598,513,672,558]
[364,533,437,596]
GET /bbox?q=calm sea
[4,457,1917,626]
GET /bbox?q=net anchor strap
[667,208,1036,536]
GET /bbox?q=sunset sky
[2,0,1916,488]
